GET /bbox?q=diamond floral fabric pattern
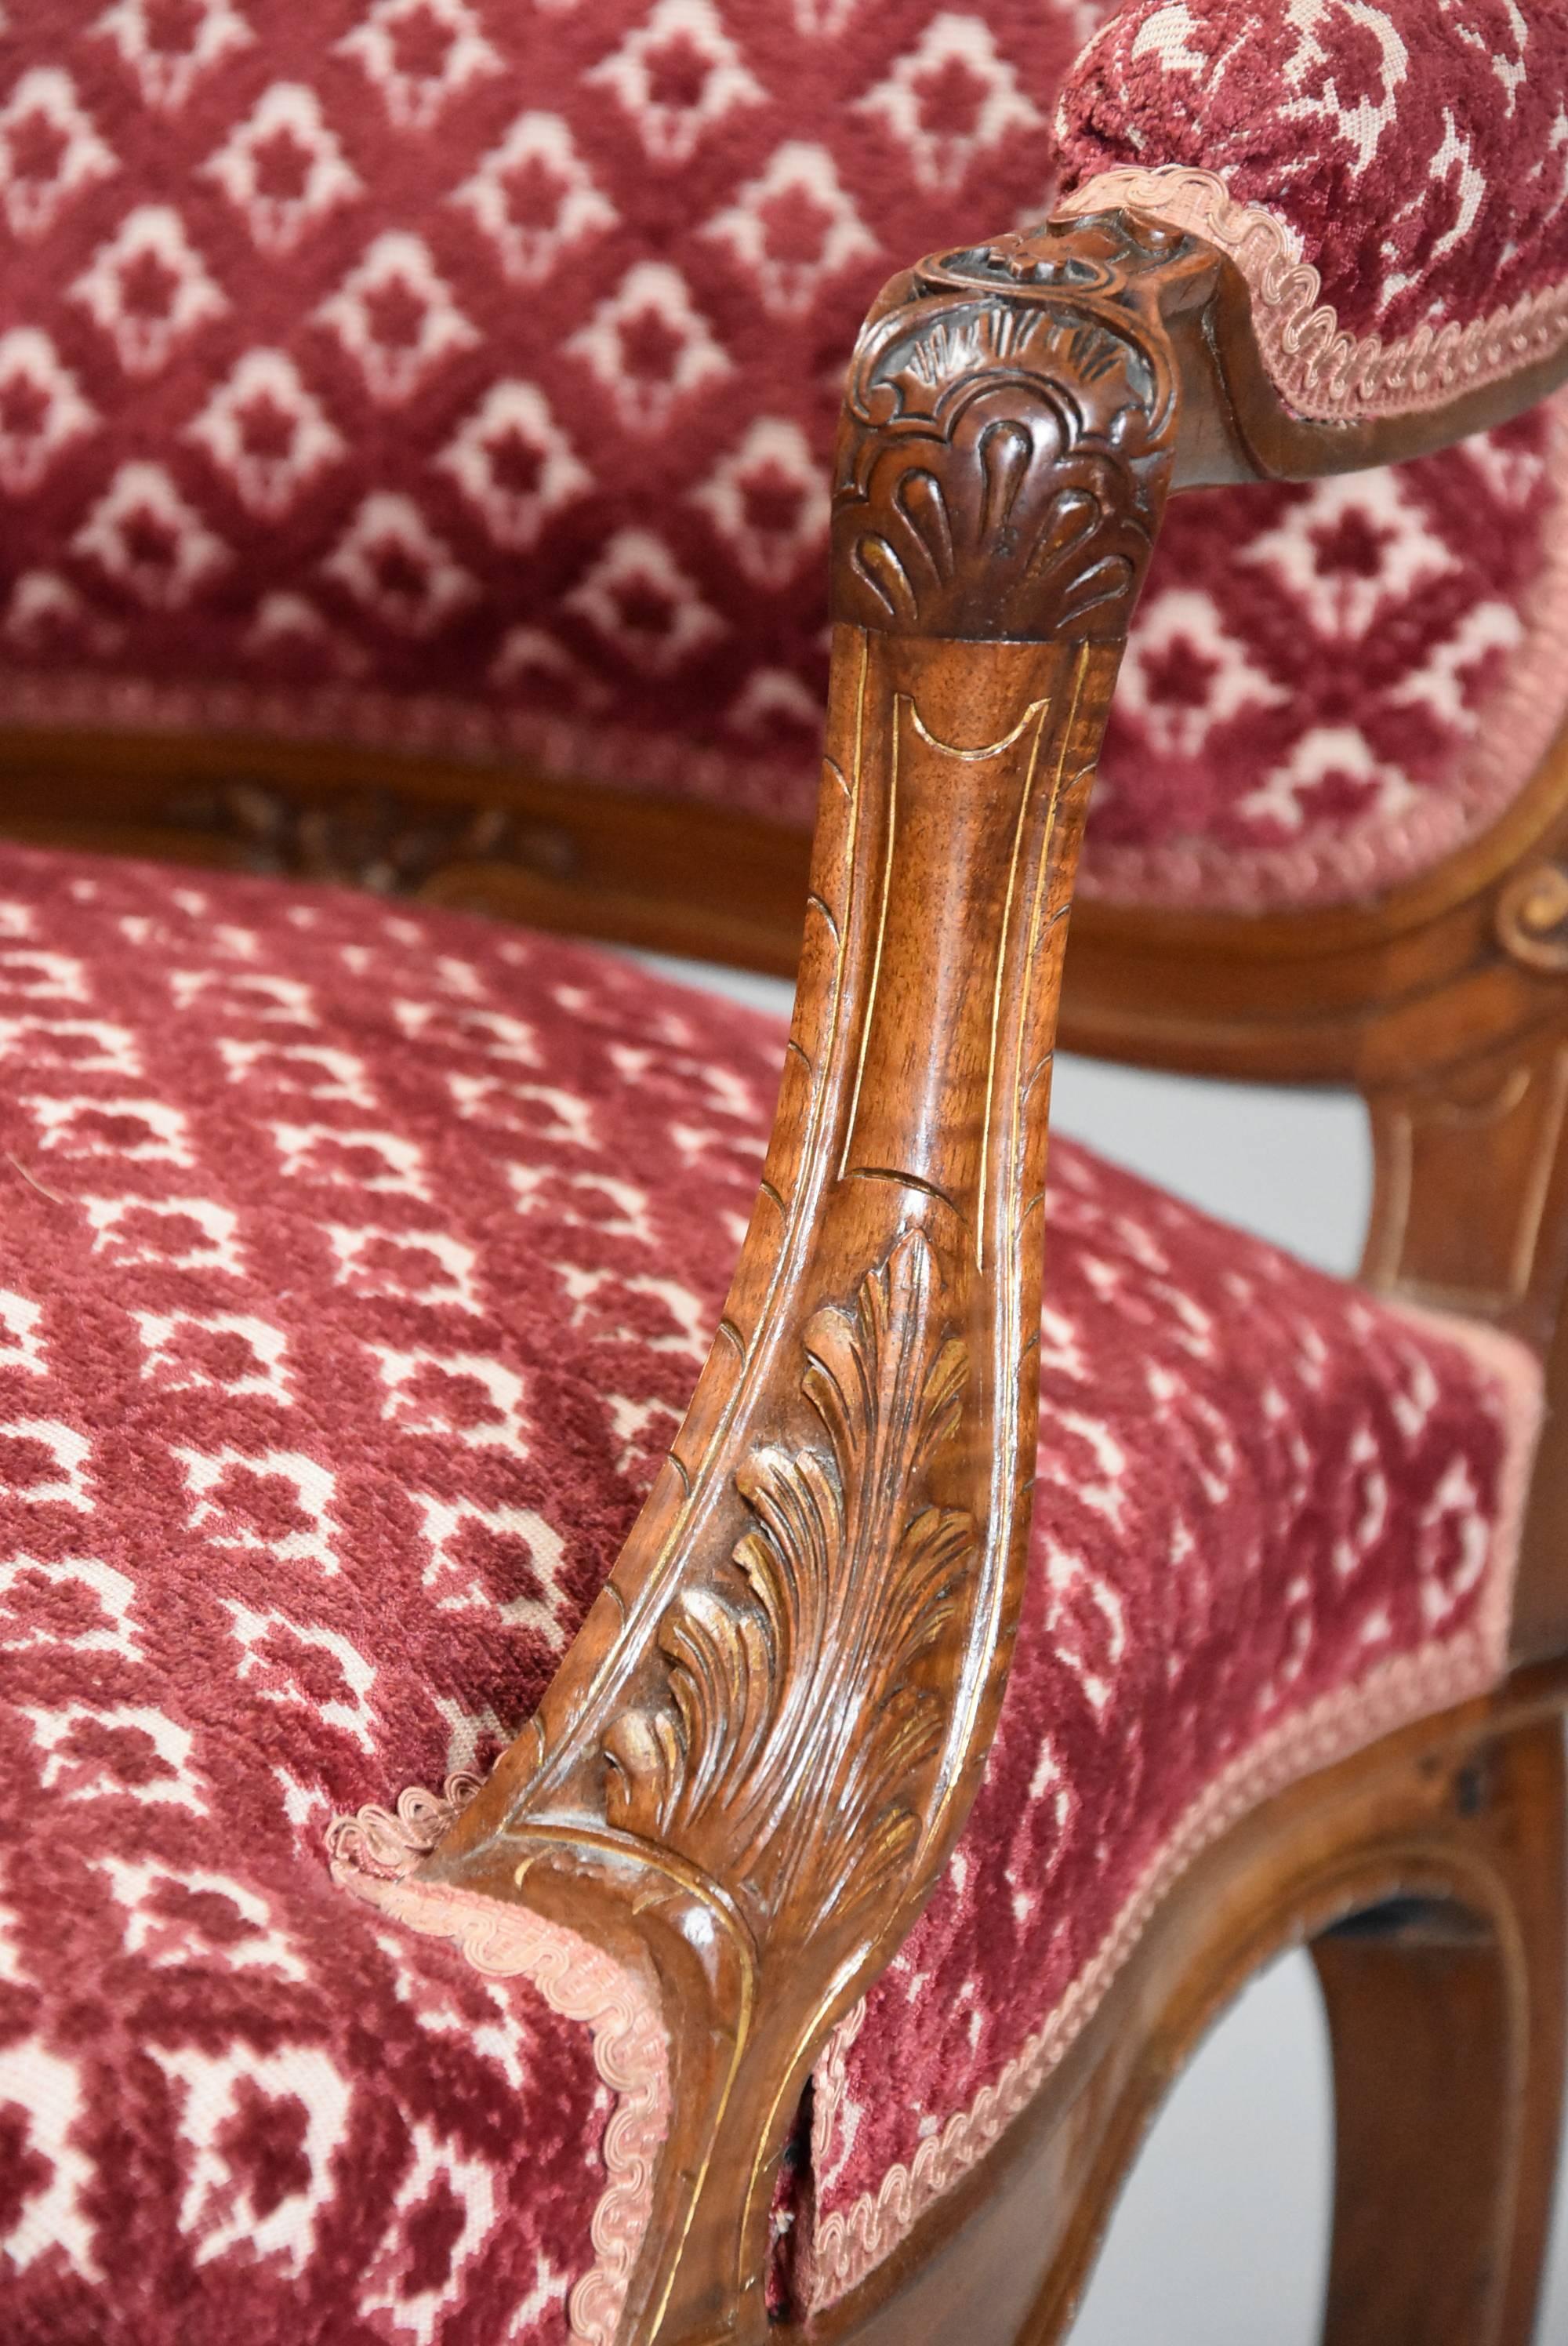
[0,2,1565,910]
[1087,404,1568,910]
[0,841,1535,2334]
[0,842,782,2343]
[0,0,1103,817]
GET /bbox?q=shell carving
[831,216,1186,641]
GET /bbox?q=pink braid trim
[327,1775,670,2346]
[805,1309,1540,2311]
[1057,165,1568,424]
[805,1636,1499,2308]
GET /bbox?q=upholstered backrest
[1088,413,1568,912]
[1059,0,1568,911]
[1058,0,1568,421]
[0,0,1108,823]
[1,0,1566,916]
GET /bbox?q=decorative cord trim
[807,1308,1539,2310]
[327,1775,671,2346]
[805,1637,1495,2306]
[808,1993,866,2206]
[325,1318,1541,2328]
[1056,165,1568,424]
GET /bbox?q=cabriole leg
[1312,1718,1566,2346]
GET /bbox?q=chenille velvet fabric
[1,2,1567,910]
[1053,0,1568,906]
[1088,401,1568,910]
[804,1145,1534,2305]
[0,841,1537,2335]
[0,843,782,2344]
[1058,0,1568,352]
[0,0,1109,816]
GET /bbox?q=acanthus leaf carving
[602,1228,973,1937]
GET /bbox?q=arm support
[416,200,1568,2342]
[417,209,1196,2344]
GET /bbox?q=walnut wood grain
[1312,1716,1566,2346]
[408,209,1203,2345]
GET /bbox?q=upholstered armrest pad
[1056,0,1568,420]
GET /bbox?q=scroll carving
[1497,859,1568,975]
[604,1229,972,1935]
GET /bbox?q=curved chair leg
[792,1680,1567,2346]
[1311,1718,1567,2346]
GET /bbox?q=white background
[651,953,1568,2343]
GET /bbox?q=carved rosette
[1497,859,1568,974]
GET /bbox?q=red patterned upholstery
[0,844,1537,2336]
[804,1144,1534,2304]
[0,0,1105,819]
[0,844,778,2344]
[1087,406,1568,911]
[1053,0,1568,909]
[1,3,1566,913]
[1058,0,1568,404]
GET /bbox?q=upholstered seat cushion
[0,844,1535,2340]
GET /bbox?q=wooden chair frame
[11,203,1568,2343]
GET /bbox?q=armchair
[4,4,1568,2344]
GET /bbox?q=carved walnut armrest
[404,210,1568,2344]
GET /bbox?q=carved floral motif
[165,778,529,893]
